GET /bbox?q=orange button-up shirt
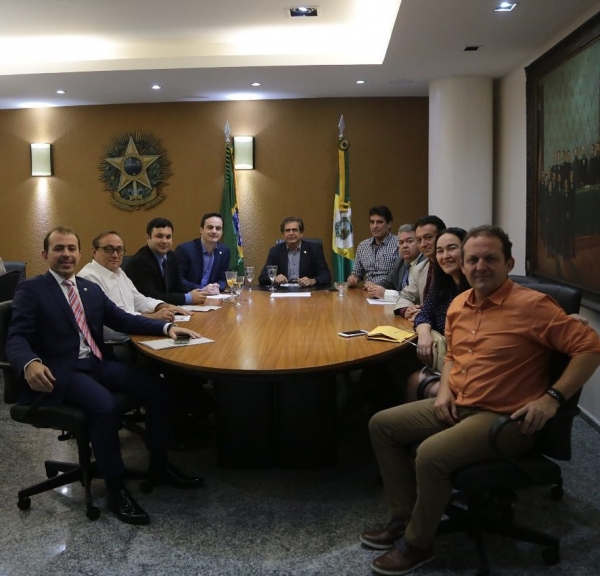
[444,279,600,413]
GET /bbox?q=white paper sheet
[179,306,222,312]
[138,336,215,350]
[366,298,393,305]
[270,292,311,298]
[205,294,230,300]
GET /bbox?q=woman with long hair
[405,227,470,402]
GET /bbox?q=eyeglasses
[98,246,125,255]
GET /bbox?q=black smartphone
[173,333,191,344]
[338,329,368,338]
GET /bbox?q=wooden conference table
[132,286,414,469]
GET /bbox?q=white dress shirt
[79,259,164,341]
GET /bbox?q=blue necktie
[401,263,411,289]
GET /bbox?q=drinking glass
[334,281,348,297]
[267,265,278,291]
[230,275,245,305]
[244,266,255,291]
[225,271,237,302]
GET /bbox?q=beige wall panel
[0,98,428,277]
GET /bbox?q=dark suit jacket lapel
[44,272,79,333]
[194,239,205,281]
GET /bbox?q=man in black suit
[126,217,206,306]
[6,226,204,526]
[258,217,331,287]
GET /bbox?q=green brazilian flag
[220,141,244,273]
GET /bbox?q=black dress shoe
[150,465,205,489]
[107,486,150,525]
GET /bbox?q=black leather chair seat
[452,457,562,491]
[9,392,137,433]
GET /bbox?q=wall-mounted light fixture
[30,143,53,176]
[233,136,254,170]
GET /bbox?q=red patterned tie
[63,279,103,360]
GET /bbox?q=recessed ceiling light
[495,2,517,11]
[356,80,365,84]
[151,85,161,90]
[289,6,318,18]
[56,89,66,95]
[251,82,261,87]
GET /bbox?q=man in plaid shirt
[348,205,399,287]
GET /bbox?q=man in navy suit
[175,212,231,295]
[126,217,206,306]
[6,226,204,525]
[258,217,331,287]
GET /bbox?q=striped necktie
[63,279,103,360]
[400,263,411,289]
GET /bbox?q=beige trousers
[369,399,536,547]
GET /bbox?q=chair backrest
[0,270,21,303]
[275,238,323,245]
[3,261,26,282]
[524,282,582,461]
[0,300,22,404]
[121,254,133,273]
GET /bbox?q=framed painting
[526,11,600,307]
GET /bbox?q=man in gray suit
[366,224,424,302]
[394,215,446,321]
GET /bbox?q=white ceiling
[0,0,598,109]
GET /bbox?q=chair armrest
[417,373,441,400]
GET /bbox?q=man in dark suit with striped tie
[6,226,204,526]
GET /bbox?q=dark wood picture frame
[526,11,600,307]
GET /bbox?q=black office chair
[438,282,583,575]
[3,260,26,282]
[0,269,21,302]
[0,300,141,521]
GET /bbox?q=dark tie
[162,258,170,291]
[401,263,411,289]
[63,279,102,360]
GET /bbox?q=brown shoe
[360,518,406,550]
[371,536,434,575]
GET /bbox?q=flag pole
[332,115,354,282]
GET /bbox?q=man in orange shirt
[361,225,600,575]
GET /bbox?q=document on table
[138,336,215,350]
[180,305,222,313]
[366,298,393,305]
[205,294,230,300]
[270,292,311,298]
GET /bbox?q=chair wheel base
[86,505,101,521]
[17,497,31,511]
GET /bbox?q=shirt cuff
[384,289,399,302]
[184,293,192,304]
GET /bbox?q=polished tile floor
[1,376,600,576]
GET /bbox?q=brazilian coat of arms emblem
[99,131,172,211]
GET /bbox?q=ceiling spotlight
[251,82,261,87]
[356,80,365,84]
[151,85,161,90]
[289,6,318,18]
[56,89,66,94]
[495,2,517,11]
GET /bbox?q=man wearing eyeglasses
[79,231,189,343]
